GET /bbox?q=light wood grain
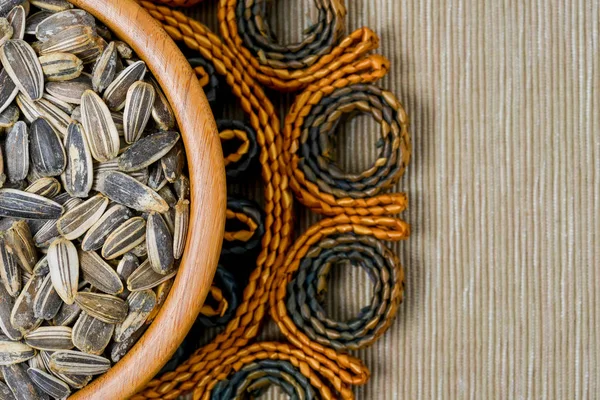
[66,0,226,399]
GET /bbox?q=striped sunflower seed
[35,9,94,42]
[77,250,122,295]
[0,283,21,340]
[47,238,78,305]
[109,325,145,363]
[29,0,72,12]
[76,35,105,65]
[2,363,46,399]
[6,220,37,273]
[51,299,81,327]
[6,6,25,40]
[10,272,44,334]
[0,67,18,115]
[25,178,61,198]
[0,104,18,128]
[5,121,28,184]
[28,353,46,371]
[0,189,63,220]
[147,161,167,191]
[127,259,177,292]
[0,17,13,47]
[62,122,93,198]
[0,340,34,365]
[45,74,92,104]
[33,274,62,320]
[95,171,168,213]
[113,289,155,343]
[70,105,81,121]
[157,186,177,208]
[101,216,145,260]
[39,52,83,81]
[43,92,75,115]
[72,312,113,355]
[145,278,173,324]
[74,292,127,324]
[15,92,41,123]
[173,199,190,260]
[25,11,52,36]
[148,77,175,131]
[118,131,179,172]
[146,213,174,275]
[113,41,132,59]
[49,350,110,376]
[102,60,146,111]
[32,97,71,137]
[130,242,147,258]
[24,326,73,350]
[80,204,131,252]
[80,89,119,162]
[0,233,20,297]
[38,25,93,56]
[29,117,66,177]
[91,41,116,93]
[173,175,190,201]
[110,110,124,136]
[161,141,185,183]
[115,253,138,299]
[0,39,44,101]
[33,197,81,248]
[0,0,22,17]
[56,193,108,240]
[123,81,154,144]
[26,367,71,398]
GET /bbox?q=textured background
[183,1,600,398]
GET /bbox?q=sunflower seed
[101,216,145,260]
[39,52,83,81]
[4,122,28,183]
[0,68,18,115]
[45,75,91,105]
[74,292,127,324]
[0,340,34,365]
[122,81,154,143]
[113,41,131,59]
[32,274,61,320]
[130,242,146,258]
[28,353,46,371]
[157,186,177,207]
[77,250,122,295]
[52,370,90,390]
[32,97,71,137]
[0,39,44,101]
[51,300,80,327]
[80,204,131,252]
[38,25,93,56]
[49,350,110,375]
[26,367,70,398]
[145,278,173,324]
[146,77,175,131]
[6,220,36,273]
[102,60,146,111]
[95,171,168,213]
[70,105,81,121]
[91,41,116,93]
[146,213,174,275]
[0,283,21,340]
[24,326,73,350]
[72,312,113,355]
[61,122,93,198]
[127,259,176,292]
[47,238,78,305]
[25,178,60,198]
[33,198,80,248]
[32,256,49,276]
[6,6,24,40]
[109,324,145,363]
[113,290,155,343]
[10,272,44,334]
[30,0,72,12]
[118,131,179,172]
[0,105,18,128]
[80,89,119,162]
[0,234,19,297]
[2,363,46,400]
[0,189,63,220]
[0,0,23,17]
[56,194,108,240]
[24,11,51,36]
[75,35,104,65]
[0,17,12,47]
[29,118,66,177]
[173,175,190,201]
[161,141,184,183]
[43,93,74,115]
[35,9,94,42]
[147,161,167,190]
[173,200,189,260]
[114,253,137,299]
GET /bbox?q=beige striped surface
[182,1,600,398]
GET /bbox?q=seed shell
[101,216,145,260]
[0,340,34,365]
[33,274,62,320]
[0,68,18,115]
[0,39,44,101]
[95,171,168,213]
[35,9,94,42]
[114,290,155,343]
[0,189,63,220]
[80,204,131,252]
[45,75,91,105]
[62,122,93,198]
[80,89,119,162]
[26,367,71,398]
[10,272,44,334]
[74,292,127,324]
[24,326,73,350]
[0,233,20,298]
[6,6,25,40]
[127,259,177,292]
[38,25,93,56]
[91,41,116,93]
[29,118,66,177]
[146,278,173,324]
[51,300,81,327]
[123,81,154,143]
[25,11,52,36]
[109,325,145,363]
[2,363,47,400]
[39,52,83,81]
[49,350,110,375]
[15,93,40,123]
[146,213,174,275]
[0,283,21,340]
[43,92,74,115]
[147,161,167,190]
[25,178,60,198]
[47,238,78,305]
[33,198,81,248]
[0,0,22,17]
[32,97,71,137]
[56,194,108,240]
[102,60,146,110]
[149,77,175,131]
[118,131,179,172]
[77,250,122,295]
[72,312,113,355]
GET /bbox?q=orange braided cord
[219,129,250,166]
[148,0,204,7]
[200,285,229,318]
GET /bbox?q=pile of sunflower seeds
[0,1,191,398]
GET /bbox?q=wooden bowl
[66,0,226,398]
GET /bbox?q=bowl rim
[65,0,226,398]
